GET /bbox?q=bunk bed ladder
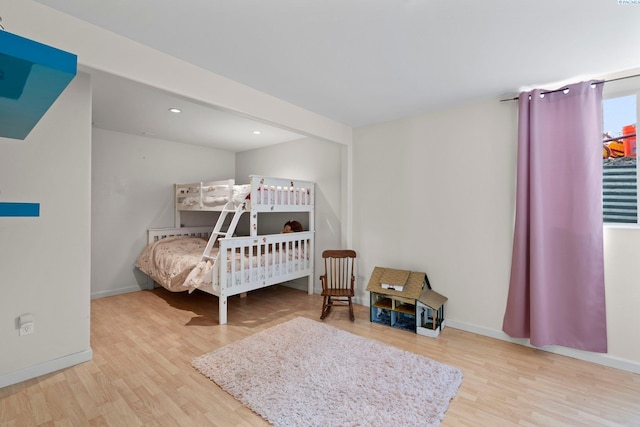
[200,202,245,263]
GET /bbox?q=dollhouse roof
[366,266,447,309]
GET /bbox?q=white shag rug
[192,317,463,427]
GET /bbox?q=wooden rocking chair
[320,249,357,321]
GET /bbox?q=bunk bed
[135,175,315,325]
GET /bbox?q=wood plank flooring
[1,285,639,426]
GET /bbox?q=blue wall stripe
[0,202,40,217]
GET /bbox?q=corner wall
[91,129,235,298]
[0,73,92,387]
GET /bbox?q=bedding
[136,236,210,292]
[179,184,252,207]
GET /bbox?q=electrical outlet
[18,314,35,336]
[19,322,34,336]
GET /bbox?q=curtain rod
[499,72,640,102]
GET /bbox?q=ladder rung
[202,255,215,261]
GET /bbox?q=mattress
[136,235,309,293]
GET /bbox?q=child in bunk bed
[282,220,303,233]
[282,220,304,253]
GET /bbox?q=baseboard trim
[91,285,143,299]
[0,348,93,389]
[446,319,640,374]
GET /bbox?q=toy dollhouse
[366,266,447,337]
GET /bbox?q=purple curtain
[503,80,607,353]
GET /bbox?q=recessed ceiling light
[169,108,181,113]
[253,130,261,135]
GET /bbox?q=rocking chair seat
[321,288,353,297]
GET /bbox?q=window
[602,94,637,224]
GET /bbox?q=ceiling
[30,0,640,150]
[86,67,305,152]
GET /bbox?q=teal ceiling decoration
[0,31,77,140]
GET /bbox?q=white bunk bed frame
[146,175,315,325]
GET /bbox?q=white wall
[353,97,640,372]
[236,137,346,293]
[0,74,92,387]
[91,128,235,298]
[603,227,640,364]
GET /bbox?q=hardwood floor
[1,285,639,426]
